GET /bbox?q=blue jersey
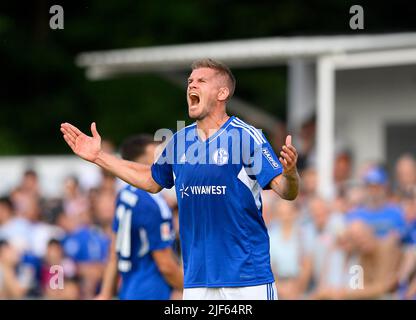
[63,226,110,263]
[346,204,406,238]
[402,221,416,245]
[113,185,175,300]
[151,116,283,288]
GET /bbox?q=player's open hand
[279,135,298,175]
[60,122,101,163]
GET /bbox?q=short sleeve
[244,129,283,189]
[151,137,175,189]
[111,214,119,234]
[144,195,174,252]
[112,194,122,233]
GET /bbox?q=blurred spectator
[301,167,318,197]
[22,194,64,257]
[97,139,121,195]
[10,169,47,220]
[396,190,416,299]
[62,224,109,299]
[20,169,41,198]
[313,221,401,299]
[337,182,366,214]
[99,171,118,195]
[394,154,416,199]
[58,186,109,299]
[309,229,357,298]
[346,166,406,239]
[268,200,312,299]
[91,189,116,236]
[0,196,32,254]
[334,151,353,193]
[302,196,346,291]
[43,276,82,300]
[297,166,318,224]
[61,276,82,299]
[401,190,416,244]
[40,239,77,298]
[62,176,90,221]
[296,114,316,171]
[261,190,281,227]
[0,240,30,299]
[101,139,115,154]
[86,161,119,236]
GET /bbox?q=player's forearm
[158,261,184,290]
[270,169,300,200]
[95,151,161,193]
[162,266,184,290]
[99,255,119,299]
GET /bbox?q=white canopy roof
[76,32,416,79]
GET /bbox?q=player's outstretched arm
[60,122,162,193]
[269,135,300,200]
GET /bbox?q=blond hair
[191,58,236,99]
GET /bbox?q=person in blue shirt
[62,224,110,298]
[61,58,300,300]
[96,134,183,300]
[63,226,109,263]
[397,191,416,300]
[346,166,406,239]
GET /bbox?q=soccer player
[61,58,299,300]
[96,134,183,300]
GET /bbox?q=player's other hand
[60,122,101,163]
[279,135,298,175]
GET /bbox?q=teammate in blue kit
[95,135,183,300]
[61,58,300,300]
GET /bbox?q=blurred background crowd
[1,131,415,300]
[264,147,416,300]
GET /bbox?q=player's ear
[217,87,230,102]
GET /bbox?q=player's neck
[196,112,230,141]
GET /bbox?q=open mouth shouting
[188,92,200,107]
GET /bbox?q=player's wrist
[283,167,298,178]
[94,149,107,166]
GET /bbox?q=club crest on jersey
[212,148,229,166]
[262,148,280,169]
